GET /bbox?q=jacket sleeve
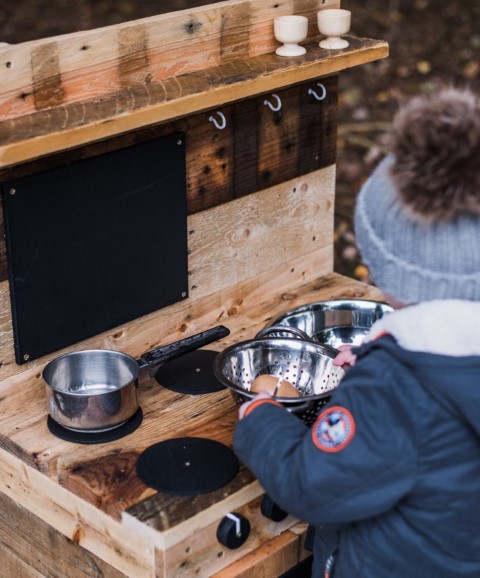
[233,351,418,527]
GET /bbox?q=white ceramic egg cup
[317,8,351,50]
[274,15,308,57]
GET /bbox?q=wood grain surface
[0,75,338,285]
[0,490,128,578]
[0,270,385,576]
[0,36,387,168]
[0,0,340,121]
[0,164,337,378]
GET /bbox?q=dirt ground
[1,0,480,278]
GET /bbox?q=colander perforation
[214,336,345,425]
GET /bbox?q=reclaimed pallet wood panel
[0,490,128,578]
[0,446,156,577]
[0,75,337,284]
[0,0,339,122]
[0,37,388,168]
[0,165,336,377]
[187,166,335,299]
[211,528,301,578]
[150,496,299,577]
[183,105,236,214]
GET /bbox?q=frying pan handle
[138,325,230,374]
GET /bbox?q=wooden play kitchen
[0,1,388,576]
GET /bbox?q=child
[234,87,480,577]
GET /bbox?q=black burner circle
[47,408,143,444]
[136,437,238,495]
[155,349,225,394]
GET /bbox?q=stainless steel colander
[214,327,344,425]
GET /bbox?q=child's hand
[333,345,357,369]
[238,390,272,420]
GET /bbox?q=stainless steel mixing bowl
[268,299,393,348]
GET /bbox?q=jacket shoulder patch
[312,406,356,453]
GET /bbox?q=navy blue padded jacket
[234,334,480,577]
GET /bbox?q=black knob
[261,494,288,522]
[216,513,250,549]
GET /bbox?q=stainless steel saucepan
[43,325,230,433]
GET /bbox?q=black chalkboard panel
[2,132,188,364]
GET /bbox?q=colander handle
[255,325,340,358]
[255,326,311,340]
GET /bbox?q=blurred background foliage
[337,0,480,280]
[1,0,479,280]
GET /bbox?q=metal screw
[181,292,187,298]
[177,139,183,146]
[9,188,16,195]
[23,353,29,361]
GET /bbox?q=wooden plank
[183,105,236,214]
[154,496,298,577]
[0,489,128,578]
[0,75,338,280]
[211,529,301,578]
[126,491,300,577]
[0,272,384,470]
[0,447,156,577]
[187,165,335,300]
[0,166,336,379]
[0,37,388,168]
[288,521,312,562]
[0,543,45,578]
[298,77,339,174]
[233,96,260,197]
[0,0,339,122]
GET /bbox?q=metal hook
[209,111,227,130]
[263,93,282,112]
[308,82,327,101]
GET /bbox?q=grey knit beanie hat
[354,89,480,304]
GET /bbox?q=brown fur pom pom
[388,88,480,222]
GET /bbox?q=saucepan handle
[138,325,230,374]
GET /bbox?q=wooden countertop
[0,272,385,577]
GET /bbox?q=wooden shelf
[0,36,387,169]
